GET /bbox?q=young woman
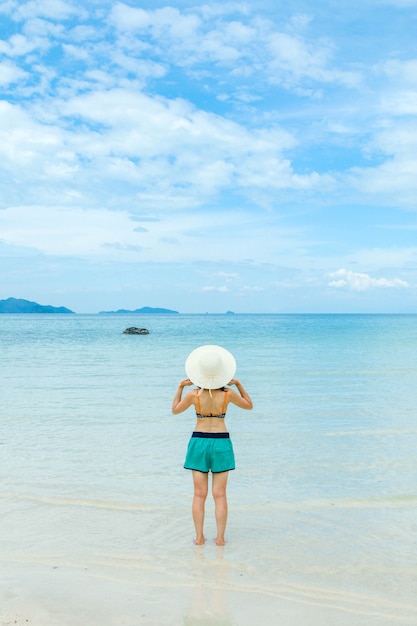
[172,345,253,546]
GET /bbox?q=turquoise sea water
[1,314,417,624]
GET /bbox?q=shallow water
[1,314,416,624]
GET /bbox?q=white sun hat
[185,345,236,390]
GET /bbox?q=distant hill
[0,297,75,314]
[99,306,179,315]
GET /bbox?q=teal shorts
[184,432,235,473]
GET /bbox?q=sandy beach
[1,495,417,626]
[1,550,417,626]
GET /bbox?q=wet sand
[1,541,416,626]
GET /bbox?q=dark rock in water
[123,327,149,335]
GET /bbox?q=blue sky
[1,0,416,313]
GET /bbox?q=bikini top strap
[196,389,227,416]
[221,390,228,413]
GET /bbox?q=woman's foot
[194,535,205,545]
[214,536,226,546]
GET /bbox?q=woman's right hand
[179,378,193,387]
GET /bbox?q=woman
[172,345,253,546]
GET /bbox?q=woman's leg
[212,471,229,546]
[192,470,208,544]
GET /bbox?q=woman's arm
[227,379,253,410]
[171,378,195,414]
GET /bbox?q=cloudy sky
[1,0,416,313]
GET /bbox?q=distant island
[0,297,75,314]
[99,306,179,315]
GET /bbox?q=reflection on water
[184,547,233,626]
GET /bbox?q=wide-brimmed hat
[185,345,236,390]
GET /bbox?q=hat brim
[185,345,236,390]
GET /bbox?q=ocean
[1,314,416,625]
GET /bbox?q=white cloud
[1,84,328,212]
[346,247,417,270]
[110,4,202,46]
[15,0,83,21]
[382,59,417,87]
[268,32,324,70]
[110,4,151,31]
[327,269,409,291]
[200,286,229,293]
[0,199,311,269]
[216,272,240,280]
[382,91,417,116]
[349,158,417,209]
[109,3,361,89]
[0,1,16,16]
[241,285,264,292]
[0,33,41,56]
[0,205,144,258]
[62,43,91,62]
[379,0,417,6]
[0,101,63,170]
[196,3,251,20]
[0,60,27,85]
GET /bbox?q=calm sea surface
[1,314,417,624]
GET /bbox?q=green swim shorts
[184,432,235,473]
